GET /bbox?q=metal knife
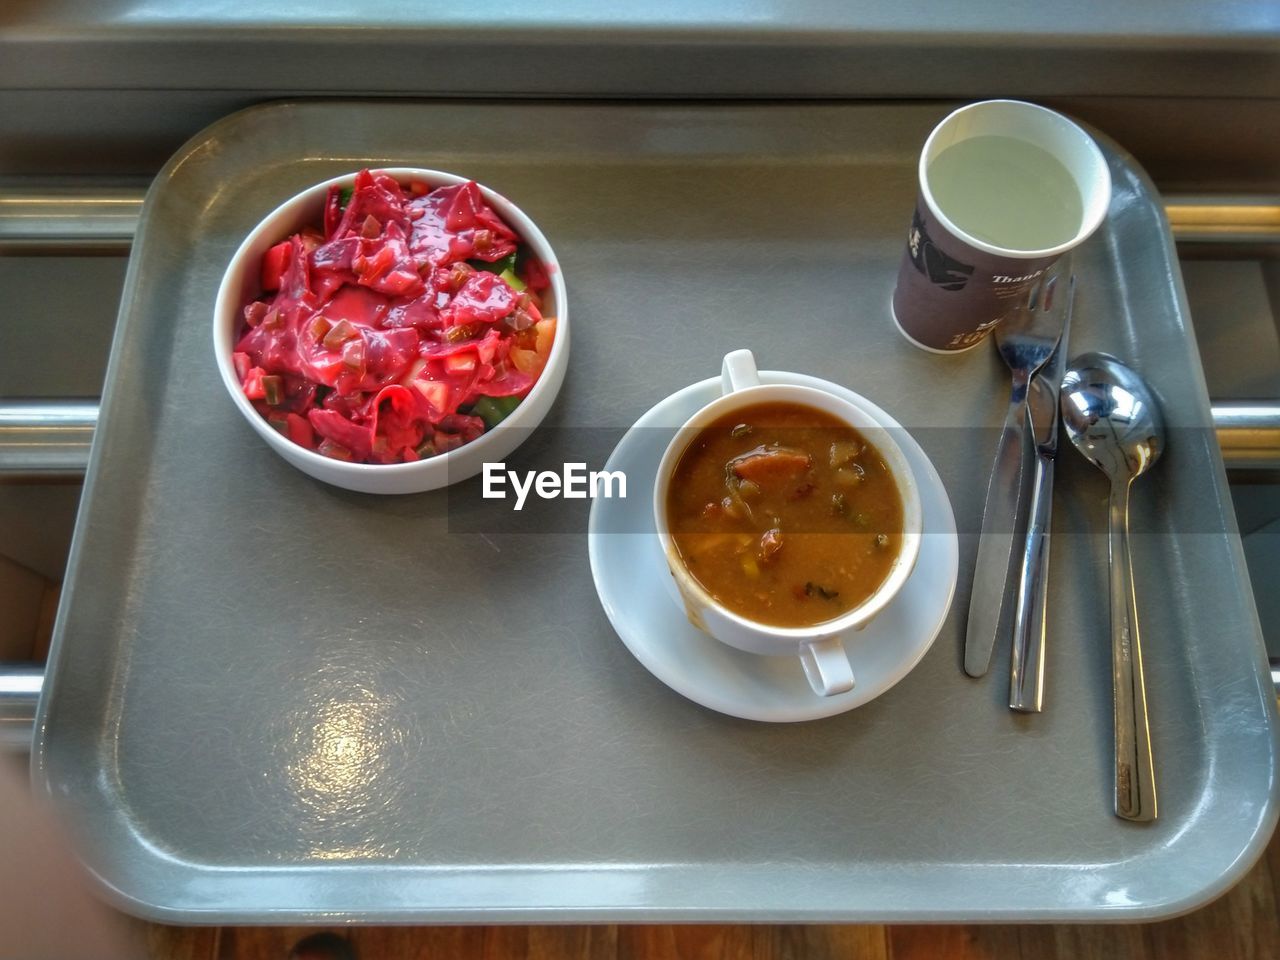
[963,272,1068,678]
[1009,274,1076,712]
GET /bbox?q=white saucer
[587,372,959,722]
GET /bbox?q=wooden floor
[134,826,1280,960]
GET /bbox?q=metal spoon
[1060,353,1164,822]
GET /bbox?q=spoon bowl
[1060,351,1165,823]
[1060,354,1164,483]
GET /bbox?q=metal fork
[963,273,1069,678]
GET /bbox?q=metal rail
[3,657,1280,752]
[1165,195,1280,245]
[0,666,42,751]
[0,184,144,252]
[2,189,1279,753]
[0,401,98,480]
[1,401,1275,482]
[1213,403,1280,470]
[0,188,1273,250]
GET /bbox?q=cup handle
[799,637,855,697]
[721,349,760,394]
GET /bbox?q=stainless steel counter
[4,2,1277,99]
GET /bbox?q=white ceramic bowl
[653,350,923,697]
[213,168,569,494]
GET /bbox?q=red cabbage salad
[233,170,557,464]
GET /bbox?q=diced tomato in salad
[260,241,293,292]
[233,170,556,464]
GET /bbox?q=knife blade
[1009,273,1075,712]
[963,407,1032,678]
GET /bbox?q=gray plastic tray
[33,101,1279,923]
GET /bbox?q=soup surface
[666,402,903,627]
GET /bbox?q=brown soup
[666,401,903,627]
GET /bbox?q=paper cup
[891,100,1110,353]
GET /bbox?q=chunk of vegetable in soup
[666,402,903,627]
